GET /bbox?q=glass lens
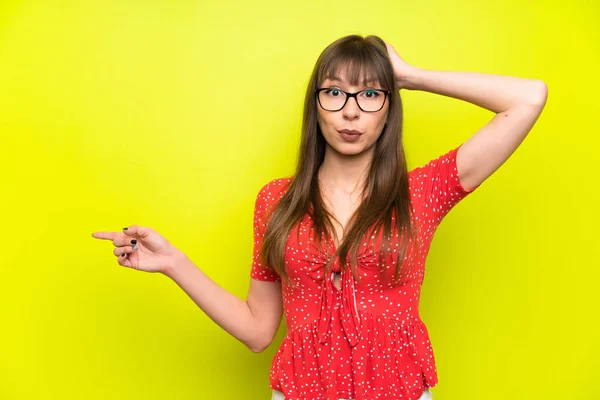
[319,89,385,111]
[357,89,385,112]
[319,88,346,110]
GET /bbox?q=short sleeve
[409,143,480,224]
[250,181,282,282]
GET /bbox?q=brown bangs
[317,44,391,90]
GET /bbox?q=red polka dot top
[250,144,479,400]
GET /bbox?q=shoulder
[407,145,461,189]
[408,146,460,176]
[255,176,293,208]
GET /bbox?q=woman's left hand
[385,42,419,90]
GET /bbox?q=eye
[324,88,342,97]
[362,90,380,98]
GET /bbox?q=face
[316,70,389,157]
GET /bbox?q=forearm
[402,67,548,113]
[162,254,264,352]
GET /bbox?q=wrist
[398,67,425,91]
[161,249,190,277]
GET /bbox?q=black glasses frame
[315,87,390,112]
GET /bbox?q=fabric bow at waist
[316,257,362,347]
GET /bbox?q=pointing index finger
[91,232,118,240]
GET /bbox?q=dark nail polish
[130,239,137,244]
[121,253,126,257]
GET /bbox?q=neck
[317,145,374,195]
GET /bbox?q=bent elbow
[531,80,548,107]
[248,341,269,353]
[249,344,267,353]
[247,335,274,353]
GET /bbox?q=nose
[342,96,360,119]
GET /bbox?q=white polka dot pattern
[250,144,478,400]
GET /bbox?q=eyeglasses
[315,87,390,112]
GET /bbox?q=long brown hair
[260,34,420,287]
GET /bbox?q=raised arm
[386,42,548,191]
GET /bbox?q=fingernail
[123,227,128,231]
[121,253,126,257]
[132,245,139,250]
[130,239,137,244]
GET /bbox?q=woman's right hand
[92,225,185,274]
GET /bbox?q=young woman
[92,35,547,400]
